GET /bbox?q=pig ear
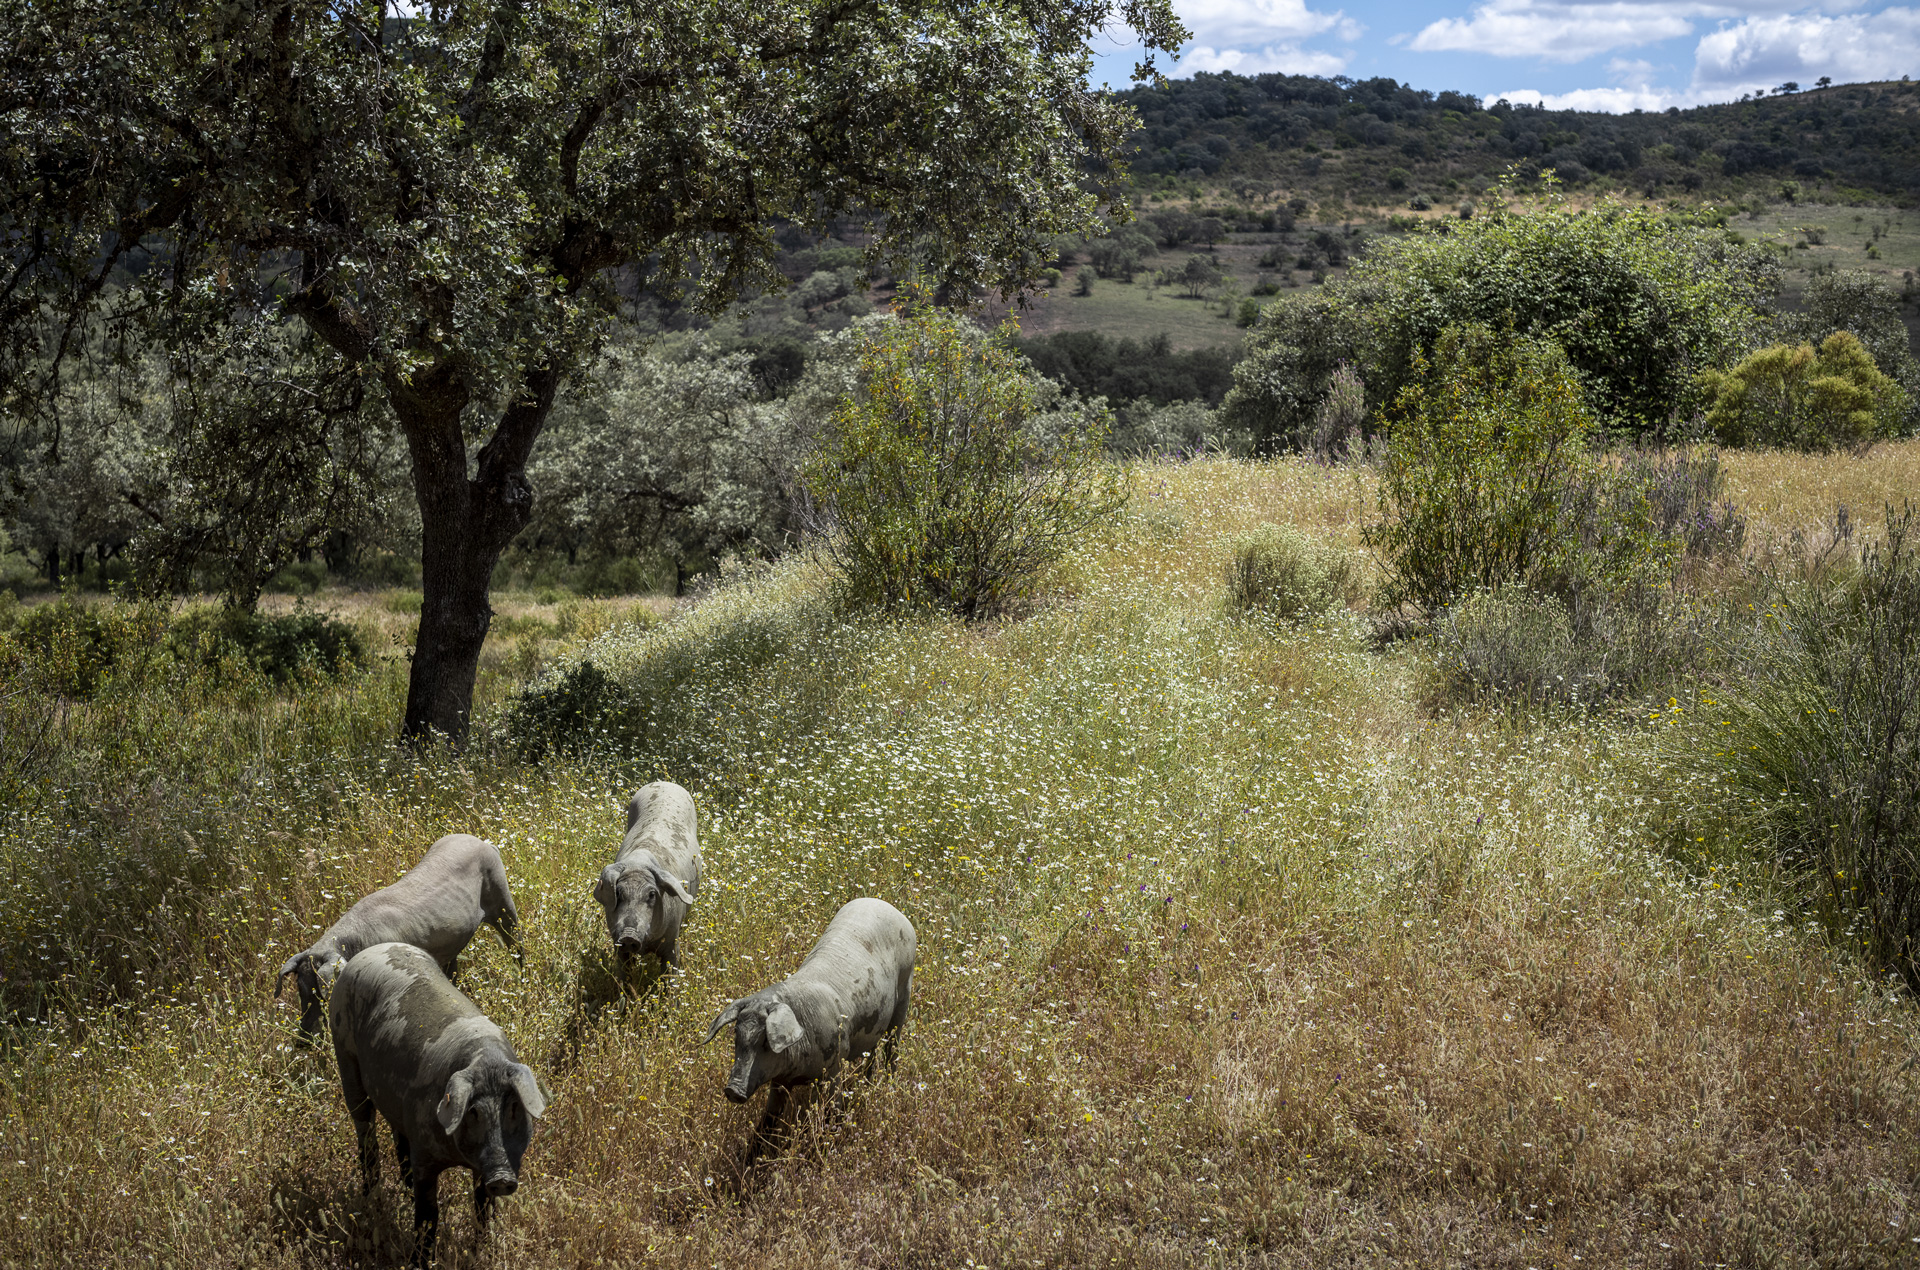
[765,1002,804,1054]
[648,864,695,906]
[273,953,305,1000]
[436,1070,475,1135]
[703,1001,740,1044]
[592,866,618,910]
[510,1064,548,1120]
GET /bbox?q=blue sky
[1088,2,1920,111]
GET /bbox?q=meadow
[3,446,1919,1268]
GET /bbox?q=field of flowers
[2,449,1917,1268]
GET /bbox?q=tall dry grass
[1,457,1916,1268]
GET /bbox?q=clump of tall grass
[1422,450,1746,710]
[1679,504,1920,988]
[1224,523,1360,623]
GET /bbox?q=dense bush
[1224,524,1358,623]
[1223,187,1776,451]
[1698,331,1906,451]
[1781,269,1920,431]
[1365,324,1643,618]
[1421,447,1743,709]
[802,306,1127,620]
[0,596,364,699]
[169,606,367,683]
[1688,506,1920,988]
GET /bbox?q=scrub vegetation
[5,447,1920,1268]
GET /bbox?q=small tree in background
[1698,331,1905,451]
[803,305,1126,620]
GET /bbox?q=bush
[1223,183,1777,451]
[1224,524,1359,623]
[8,597,135,699]
[1308,362,1365,461]
[1427,588,1599,706]
[168,606,366,682]
[1366,324,1623,617]
[1688,506,1920,988]
[1698,331,1905,451]
[1785,270,1920,429]
[1427,582,1717,709]
[802,305,1127,620]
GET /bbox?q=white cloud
[1607,56,1659,83]
[1692,8,1920,97]
[1181,42,1352,76]
[1412,2,1696,61]
[1174,0,1351,47]
[1408,2,1877,65]
[1160,0,1360,75]
[1496,84,1685,110]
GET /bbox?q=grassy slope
[5,449,1920,1267]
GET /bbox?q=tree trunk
[391,365,555,744]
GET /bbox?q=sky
[1087,2,1920,112]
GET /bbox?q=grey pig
[330,941,548,1268]
[594,780,703,967]
[275,833,521,1041]
[704,897,916,1115]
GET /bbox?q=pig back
[330,942,507,1139]
[333,834,495,965]
[618,781,702,886]
[795,898,917,1052]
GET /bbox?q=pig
[593,781,703,968]
[275,833,521,1041]
[330,941,548,1268]
[704,897,916,1125]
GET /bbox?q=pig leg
[391,1125,412,1187]
[750,1084,805,1160]
[473,1175,495,1229]
[489,904,525,967]
[337,1053,380,1195]
[409,1166,443,1270]
[882,1025,900,1075]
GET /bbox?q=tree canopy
[3,0,1184,739]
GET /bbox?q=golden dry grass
[1718,438,1920,540]
[3,456,1918,1269]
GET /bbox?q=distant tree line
[1118,70,1920,201]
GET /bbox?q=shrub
[801,305,1127,620]
[1427,588,1597,706]
[1074,266,1097,296]
[1698,331,1906,451]
[168,606,366,682]
[1427,581,1719,709]
[1365,324,1618,617]
[1689,505,1920,988]
[1308,362,1365,461]
[9,597,133,699]
[1422,448,1743,710]
[1223,182,1777,451]
[1785,270,1920,429]
[1224,524,1359,623]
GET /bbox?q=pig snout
[725,1058,758,1103]
[615,930,645,955]
[484,1170,518,1197]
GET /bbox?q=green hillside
[1115,72,1920,209]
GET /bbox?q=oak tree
[3,0,1184,739]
